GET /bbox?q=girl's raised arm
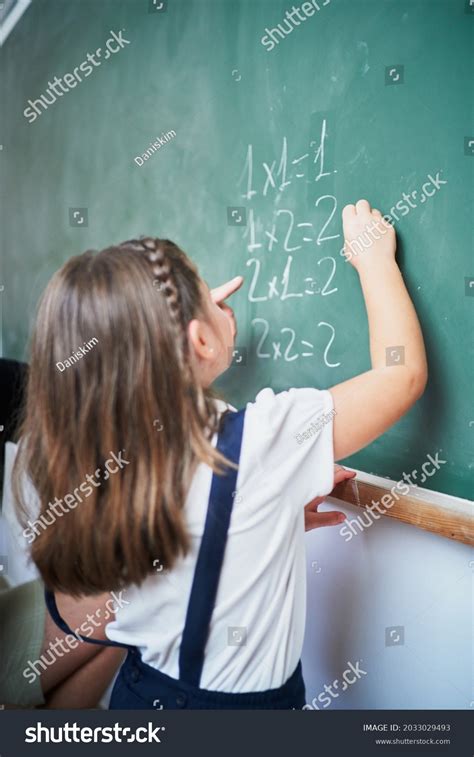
[329,199,428,461]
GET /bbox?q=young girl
[13,199,427,709]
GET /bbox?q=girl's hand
[304,465,355,532]
[210,276,244,304]
[210,276,243,342]
[342,199,396,271]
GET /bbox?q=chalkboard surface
[1,0,472,499]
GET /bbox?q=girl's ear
[188,319,215,360]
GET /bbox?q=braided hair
[119,237,188,368]
[118,235,223,450]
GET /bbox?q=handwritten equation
[247,254,337,301]
[236,117,342,367]
[238,119,337,200]
[252,318,340,368]
[243,203,339,253]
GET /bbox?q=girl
[13,199,427,709]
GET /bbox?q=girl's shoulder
[245,386,334,427]
[229,387,336,508]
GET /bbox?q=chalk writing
[237,117,341,367]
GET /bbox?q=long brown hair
[13,238,229,595]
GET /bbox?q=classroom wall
[302,498,473,710]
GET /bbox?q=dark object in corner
[0,359,28,492]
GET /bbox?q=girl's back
[13,205,427,707]
[107,388,334,692]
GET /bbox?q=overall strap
[44,589,133,649]
[179,409,246,686]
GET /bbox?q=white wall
[302,499,473,709]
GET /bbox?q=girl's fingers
[333,467,356,485]
[305,510,346,531]
[304,468,355,513]
[304,496,325,512]
[355,198,371,214]
[342,204,356,223]
[372,208,382,218]
[211,276,244,303]
[304,468,355,519]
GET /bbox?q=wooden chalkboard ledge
[328,469,473,546]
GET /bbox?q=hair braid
[119,236,189,367]
[119,236,223,441]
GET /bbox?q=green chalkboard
[1,0,472,499]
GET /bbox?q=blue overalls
[45,409,306,709]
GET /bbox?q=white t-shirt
[106,387,335,692]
